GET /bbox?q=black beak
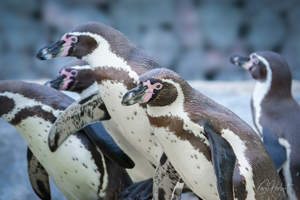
[229,55,251,68]
[44,75,66,90]
[36,40,66,60]
[122,84,148,106]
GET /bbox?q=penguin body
[46,59,155,183]
[230,51,300,200]
[122,68,287,200]
[0,80,133,200]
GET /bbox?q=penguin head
[230,51,292,93]
[45,59,95,94]
[36,21,131,62]
[122,69,186,107]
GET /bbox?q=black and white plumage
[230,51,300,200]
[45,59,156,183]
[36,22,200,199]
[122,68,286,200]
[0,80,133,200]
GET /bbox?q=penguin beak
[122,84,148,106]
[230,55,252,70]
[36,40,67,60]
[44,75,66,90]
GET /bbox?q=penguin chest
[98,81,163,165]
[16,117,107,200]
[153,126,220,199]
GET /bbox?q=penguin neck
[252,58,273,134]
[79,82,98,98]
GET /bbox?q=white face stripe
[278,138,297,200]
[70,65,92,71]
[252,54,272,136]
[0,92,63,121]
[221,129,255,200]
[69,32,139,81]
[147,79,208,145]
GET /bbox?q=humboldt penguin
[36,21,199,199]
[230,51,300,200]
[121,68,287,200]
[45,59,156,183]
[0,80,133,200]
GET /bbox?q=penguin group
[0,21,298,200]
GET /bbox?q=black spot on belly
[160,153,168,165]
[83,163,88,168]
[64,172,67,174]
[77,186,80,189]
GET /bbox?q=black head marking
[0,95,15,117]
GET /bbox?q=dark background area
[0,0,299,81]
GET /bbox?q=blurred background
[1,0,300,199]
[1,0,300,81]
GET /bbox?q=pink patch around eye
[59,69,77,90]
[58,34,78,57]
[142,80,163,102]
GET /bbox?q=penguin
[0,80,134,200]
[36,21,199,200]
[230,51,300,200]
[121,68,287,200]
[45,59,156,183]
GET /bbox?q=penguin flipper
[118,178,153,200]
[203,124,236,200]
[27,147,51,200]
[262,127,287,171]
[83,122,135,169]
[48,91,111,152]
[153,153,181,200]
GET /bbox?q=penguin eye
[155,83,163,90]
[70,36,78,43]
[71,70,78,76]
[253,57,259,65]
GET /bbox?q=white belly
[102,120,155,182]
[154,127,220,200]
[98,81,164,166]
[17,117,107,200]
